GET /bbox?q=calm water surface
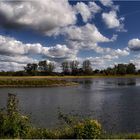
[0,78,140,133]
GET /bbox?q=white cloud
[102,10,125,31]
[113,49,130,57]
[0,0,130,71]
[100,0,113,7]
[60,24,119,55]
[0,35,77,66]
[128,38,140,51]
[42,44,77,59]
[0,35,42,55]
[0,55,37,64]
[82,48,129,69]
[100,0,119,11]
[0,34,130,71]
[130,55,140,69]
[56,23,114,53]
[0,0,76,34]
[65,23,110,42]
[0,62,25,71]
[75,2,101,22]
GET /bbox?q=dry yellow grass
[0,75,140,79]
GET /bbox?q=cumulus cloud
[0,55,37,64]
[62,23,111,42]
[0,35,77,67]
[0,35,75,58]
[128,38,140,51]
[100,0,113,7]
[100,0,126,32]
[42,44,77,59]
[100,0,119,11]
[81,54,116,70]
[82,48,129,69]
[51,23,123,58]
[0,0,76,34]
[130,54,140,69]
[0,1,130,71]
[112,48,130,57]
[55,23,115,54]
[102,10,125,31]
[0,62,25,71]
[0,35,42,55]
[75,2,101,22]
[0,34,130,71]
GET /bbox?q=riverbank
[104,133,140,139]
[0,74,140,79]
[0,79,78,87]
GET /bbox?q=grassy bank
[0,74,140,79]
[0,75,138,87]
[0,79,78,87]
[0,94,140,139]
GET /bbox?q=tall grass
[0,79,78,87]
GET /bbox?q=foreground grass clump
[0,94,31,138]
[0,79,78,87]
[0,94,102,139]
[58,112,102,139]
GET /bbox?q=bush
[0,93,31,138]
[58,112,102,139]
[73,119,102,139]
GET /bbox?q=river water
[0,78,140,133]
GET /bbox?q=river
[0,78,140,133]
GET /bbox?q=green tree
[38,60,48,71]
[24,63,38,75]
[126,63,136,74]
[116,64,127,75]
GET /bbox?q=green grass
[0,79,78,87]
[103,133,140,139]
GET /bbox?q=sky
[0,0,140,71]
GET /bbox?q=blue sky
[0,0,140,71]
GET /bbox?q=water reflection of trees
[117,78,136,86]
[80,79,93,89]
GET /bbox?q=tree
[82,60,92,75]
[61,61,70,75]
[38,60,48,71]
[126,63,136,74]
[24,63,38,72]
[116,64,127,75]
[70,60,79,75]
[48,62,55,73]
[24,63,38,75]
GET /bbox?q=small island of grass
[0,78,78,88]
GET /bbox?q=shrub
[58,112,102,139]
[0,93,31,138]
[73,119,102,139]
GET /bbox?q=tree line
[23,60,93,76]
[0,60,138,76]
